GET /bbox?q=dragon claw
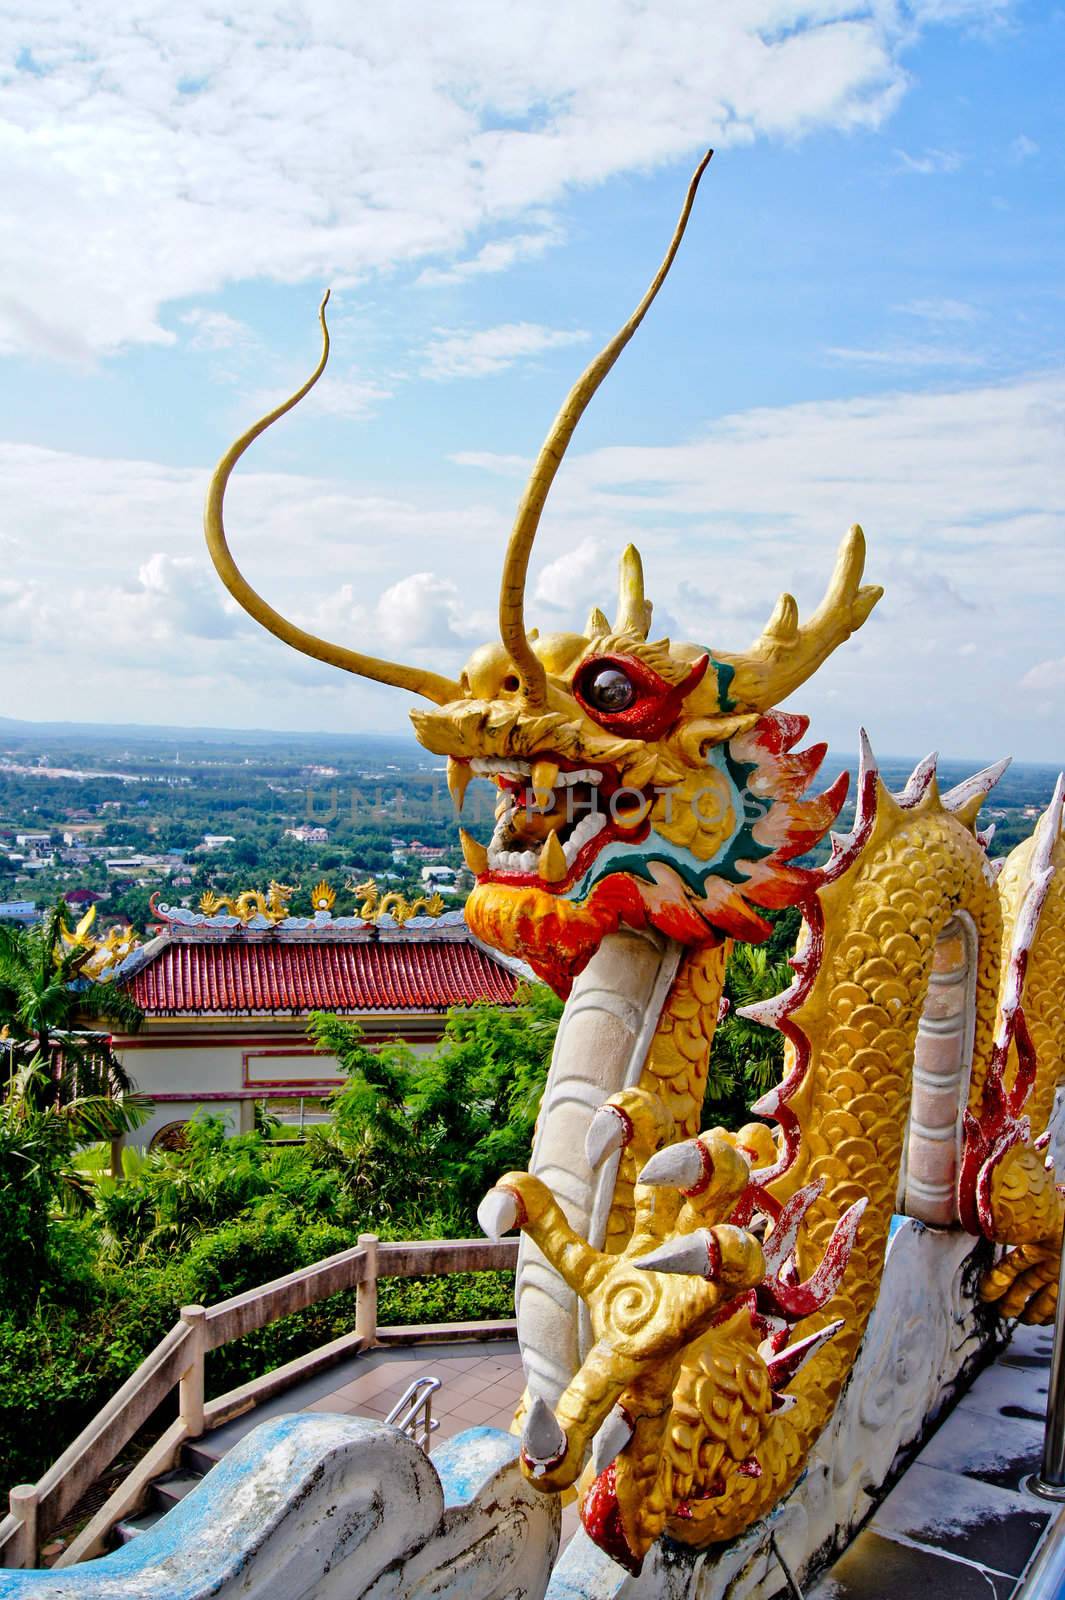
[638,1139,708,1192]
[477,1187,520,1240]
[591,1404,635,1475]
[632,1229,720,1280]
[522,1394,567,1472]
[586,1104,631,1170]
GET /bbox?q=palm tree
[0,900,149,1148]
[704,940,795,1130]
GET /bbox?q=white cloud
[0,2,1005,360]
[827,343,984,369]
[415,229,561,288]
[534,539,607,610]
[895,298,980,323]
[1010,134,1039,161]
[894,146,963,174]
[4,359,1062,757]
[420,322,588,380]
[1021,658,1065,694]
[450,451,532,477]
[180,309,255,351]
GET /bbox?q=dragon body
[203,154,1065,1577]
[199,881,297,923]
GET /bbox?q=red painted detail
[580,1464,642,1575]
[124,935,518,1015]
[760,1198,867,1319]
[705,1229,723,1281]
[573,653,709,741]
[679,1138,716,1198]
[765,1320,843,1389]
[737,1456,763,1478]
[672,1499,694,1520]
[607,1102,636,1150]
[498,1182,529,1229]
[753,711,810,754]
[760,1179,825,1276]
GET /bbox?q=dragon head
[204,153,880,992]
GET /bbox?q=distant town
[1,715,1060,935]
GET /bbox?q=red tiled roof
[126,935,519,1015]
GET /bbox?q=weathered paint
[0,1418,558,1600]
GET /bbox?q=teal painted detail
[709,655,736,713]
[566,740,775,908]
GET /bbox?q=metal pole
[1031,1230,1065,1500]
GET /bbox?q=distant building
[0,901,37,926]
[420,865,456,887]
[64,888,103,908]
[15,832,51,848]
[285,825,330,844]
[106,905,524,1150]
[201,834,236,850]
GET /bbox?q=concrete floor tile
[451,1397,502,1426]
[960,1363,1049,1428]
[871,1461,1049,1577]
[918,1404,1045,1496]
[806,1529,1016,1600]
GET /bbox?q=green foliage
[311,981,561,1225]
[704,909,800,1131]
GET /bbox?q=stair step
[151,1469,204,1511]
[181,1438,224,1476]
[114,1511,163,1543]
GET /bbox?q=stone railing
[0,1233,519,1571]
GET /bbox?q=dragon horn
[713,526,883,713]
[615,544,652,638]
[204,292,461,707]
[498,150,713,706]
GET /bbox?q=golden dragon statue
[199,881,297,923]
[345,877,447,925]
[202,152,1065,1576]
[58,904,140,980]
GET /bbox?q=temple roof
[117,912,522,1017]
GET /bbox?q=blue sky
[1,2,1062,763]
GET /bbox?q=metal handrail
[1030,1228,1065,1501]
[385,1376,441,1452]
[1015,1506,1065,1600]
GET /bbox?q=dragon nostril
[502,674,521,693]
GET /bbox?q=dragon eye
[583,665,635,712]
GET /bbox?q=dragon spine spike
[819,726,881,886]
[896,750,939,808]
[637,1139,709,1192]
[991,774,1064,1057]
[941,756,1012,820]
[477,1188,520,1240]
[763,1197,867,1317]
[585,1104,633,1170]
[977,822,997,852]
[763,1319,845,1390]
[522,1395,567,1471]
[632,1228,720,1280]
[736,986,796,1032]
[592,1405,635,1475]
[760,1179,826,1276]
[750,1087,781,1117]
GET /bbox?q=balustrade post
[355,1233,379,1347]
[179,1305,207,1438]
[7,1484,39,1569]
